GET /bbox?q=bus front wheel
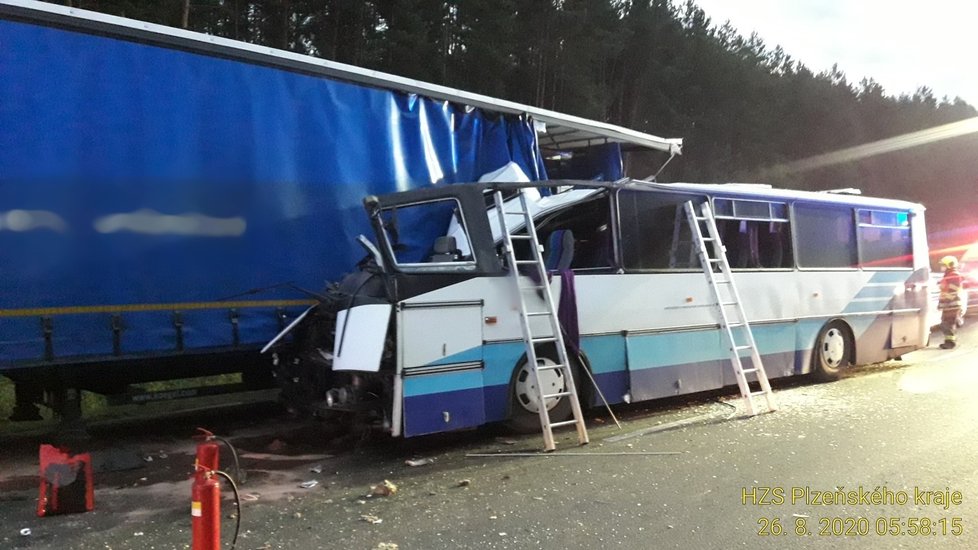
[505,352,581,434]
[811,321,853,382]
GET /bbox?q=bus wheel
[811,321,852,382]
[505,353,580,434]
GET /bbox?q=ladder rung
[750,390,769,397]
[741,368,758,374]
[536,364,567,371]
[510,234,533,240]
[503,210,528,215]
[531,337,557,344]
[542,391,573,399]
[719,301,737,306]
[526,311,551,317]
[520,285,548,291]
[549,420,580,428]
[707,258,721,263]
[734,345,752,351]
[515,260,538,265]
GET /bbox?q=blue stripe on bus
[403,307,903,433]
[402,367,485,397]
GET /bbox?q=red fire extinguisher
[191,428,241,550]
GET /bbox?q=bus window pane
[794,204,857,268]
[714,198,733,217]
[859,226,912,268]
[618,190,702,270]
[717,219,793,269]
[732,200,769,219]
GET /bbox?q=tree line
[52,0,978,240]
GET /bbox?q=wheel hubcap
[822,328,846,367]
[514,358,564,413]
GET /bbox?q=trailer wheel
[505,351,581,434]
[811,320,853,382]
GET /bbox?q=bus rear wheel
[811,321,853,382]
[505,352,580,434]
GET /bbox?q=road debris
[310,464,323,474]
[456,479,471,487]
[404,458,434,467]
[19,528,31,536]
[369,480,398,497]
[360,514,383,524]
[243,493,261,501]
[375,543,398,550]
[299,480,319,489]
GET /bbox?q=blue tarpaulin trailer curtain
[0,18,546,364]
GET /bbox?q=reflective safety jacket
[939,268,964,310]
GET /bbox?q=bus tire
[505,350,582,434]
[811,320,853,382]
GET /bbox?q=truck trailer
[0,0,681,422]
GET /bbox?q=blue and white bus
[267,179,929,437]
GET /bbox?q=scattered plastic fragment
[243,493,261,501]
[19,528,31,537]
[310,464,323,474]
[405,458,434,467]
[299,480,319,489]
[360,514,383,525]
[456,479,471,487]
[134,532,144,536]
[375,544,398,550]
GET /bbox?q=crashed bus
[266,180,930,438]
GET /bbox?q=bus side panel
[625,329,725,401]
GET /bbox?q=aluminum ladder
[493,189,589,451]
[683,200,778,415]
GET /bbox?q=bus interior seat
[545,229,575,271]
[429,235,461,262]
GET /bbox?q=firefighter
[938,255,964,349]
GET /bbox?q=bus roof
[375,180,924,213]
[650,182,924,212]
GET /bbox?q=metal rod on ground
[604,410,724,443]
[466,451,681,457]
[578,357,622,430]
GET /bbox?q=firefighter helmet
[940,255,959,269]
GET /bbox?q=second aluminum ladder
[683,200,778,415]
[493,189,589,451]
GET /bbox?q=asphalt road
[1,322,977,549]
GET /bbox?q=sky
[691,0,978,106]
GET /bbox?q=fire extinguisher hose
[212,470,241,550]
